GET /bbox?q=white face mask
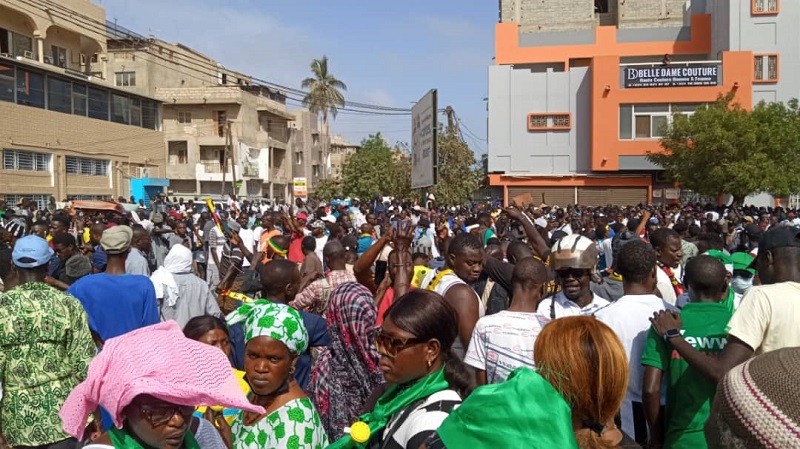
[731,275,753,295]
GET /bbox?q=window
[72,83,87,116]
[4,194,49,210]
[178,111,192,124]
[88,87,109,120]
[752,0,779,14]
[215,111,227,137]
[527,113,572,131]
[295,151,303,165]
[142,100,159,130]
[65,156,108,176]
[111,94,131,124]
[3,149,50,171]
[115,71,136,87]
[0,64,14,102]
[129,97,142,127]
[312,133,320,145]
[754,54,779,82]
[168,141,188,165]
[620,104,701,140]
[312,165,321,177]
[11,32,33,59]
[47,77,72,113]
[16,69,44,108]
[50,45,68,68]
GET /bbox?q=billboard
[411,89,437,189]
[623,64,720,88]
[293,177,307,198]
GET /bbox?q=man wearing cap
[67,225,159,345]
[0,236,95,448]
[0,218,26,291]
[652,225,800,383]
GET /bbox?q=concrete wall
[487,64,590,175]
[618,0,688,29]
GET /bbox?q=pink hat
[60,321,264,438]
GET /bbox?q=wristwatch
[663,328,681,341]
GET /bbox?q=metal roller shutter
[577,187,648,207]
[508,187,575,207]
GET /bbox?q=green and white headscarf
[226,300,309,354]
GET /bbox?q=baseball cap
[296,212,308,221]
[3,218,27,239]
[731,252,756,276]
[744,223,763,238]
[100,225,133,255]
[750,225,800,268]
[12,235,53,268]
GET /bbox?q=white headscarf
[150,244,193,307]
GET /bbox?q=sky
[95,0,497,155]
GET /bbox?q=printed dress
[231,397,328,449]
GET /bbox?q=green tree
[301,55,347,133]
[431,132,481,205]
[340,133,395,200]
[648,94,800,204]
[312,178,342,202]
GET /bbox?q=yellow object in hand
[349,421,370,444]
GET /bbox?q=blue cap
[12,235,54,268]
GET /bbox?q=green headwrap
[436,368,579,449]
[226,300,308,354]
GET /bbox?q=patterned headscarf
[309,282,384,440]
[226,300,309,354]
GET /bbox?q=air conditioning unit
[137,167,152,178]
[0,53,8,58]
[44,55,53,64]
[23,50,34,59]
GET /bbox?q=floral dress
[231,397,328,449]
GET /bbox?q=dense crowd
[0,192,799,449]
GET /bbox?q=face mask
[731,275,753,295]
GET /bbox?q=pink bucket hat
[60,321,264,438]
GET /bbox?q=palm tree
[301,56,347,133]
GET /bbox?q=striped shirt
[381,389,461,449]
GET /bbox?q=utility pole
[229,120,237,199]
[445,106,458,138]
[221,120,229,199]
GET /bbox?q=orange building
[488,0,789,207]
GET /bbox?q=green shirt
[0,282,96,446]
[641,301,732,449]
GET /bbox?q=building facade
[329,135,359,179]
[290,109,331,194]
[105,36,293,201]
[0,0,164,207]
[488,0,790,206]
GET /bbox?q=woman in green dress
[226,300,328,449]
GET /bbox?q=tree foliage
[430,132,481,205]
[312,178,342,201]
[301,55,347,129]
[648,94,800,203]
[338,133,411,201]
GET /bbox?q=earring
[427,360,432,368]
[289,365,296,375]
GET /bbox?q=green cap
[731,252,756,276]
[705,250,733,274]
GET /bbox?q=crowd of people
[0,191,799,449]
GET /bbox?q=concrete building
[290,109,330,194]
[488,0,791,206]
[0,0,164,207]
[329,134,360,179]
[105,35,293,200]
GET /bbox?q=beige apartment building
[105,36,294,200]
[290,109,331,194]
[0,0,165,207]
[329,135,359,179]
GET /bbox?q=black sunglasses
[374,328,426,358]
[556,268,591,279]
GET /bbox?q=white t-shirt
[314,235,328,263]
[727,282,800,354]
[537,291,609,319]
[238,228,255,268]
[464,311,550,384]
[656,266,679,306]
[594,294,675,439]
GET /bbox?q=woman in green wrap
[423,316,638,449]
[327,289,473,449]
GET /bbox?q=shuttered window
[3,149,50,171]
[65,156,108,176]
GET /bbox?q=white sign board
[411,89,437,189]
[293,177,307,198]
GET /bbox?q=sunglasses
[556,268,590,279]
[374,328,426,358]
[137,404,195,427]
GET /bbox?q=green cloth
[110,426,201,449]
[641,301,733,449]
[0,282,96,447]
[720,286,737,314]
[327,366,449,449]
[436,368,578,449]
[226,300,308,354]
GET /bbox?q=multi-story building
[105,35,293,201]
[0,0,164,207]
[329,135,360,179]
[488,0,791,206]
[290,109,330,194]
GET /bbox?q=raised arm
[354,226,394,294]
